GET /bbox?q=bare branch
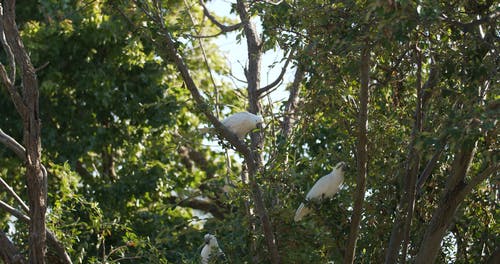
[0,200,30,222]
[0,13,16,83]
[257,48,294,97]
[0,176,30,213]
[46,230,72,264]
[178,145,215,178]
[183,0,222,118]
[0,128,26,160]
[416,142,445,193]
[0,130,71,263]
[132,0,254,164]
[198,0,242,33]
[166,195,226,219]
[281,68,302,139]
[0,62,26,116]
[460,164,498,198]
[185,31,225,39]
[161,36,254,161]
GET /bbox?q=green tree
[1,0,498,263]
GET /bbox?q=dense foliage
[0,0,498,263]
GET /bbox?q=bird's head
[334,162,347,173]
[204,234,214,244]
[254,115,264,128]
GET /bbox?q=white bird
[201,233,224,264]
[201,111,264,139]
[294,162,347,222]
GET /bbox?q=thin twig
[0,177,30,213]
[257,47,295,97]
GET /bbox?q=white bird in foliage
[201,111,264,139]
[201,233,224,264]
[294,162,347,222]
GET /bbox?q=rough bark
[236,1,280,262]
[343,46,370,264]
[0,0,47,262]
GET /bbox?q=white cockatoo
[201,233,224,264]
[294,162,347,222]
[201,111,264,139]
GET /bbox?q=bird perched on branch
[294,162,347,222]
[201,233,224,264]
[201,111,264,139]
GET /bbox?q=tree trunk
[1,0,47,262]
[385,50,423,264]
[236,1,280,262]
[344,45,370,264]
[414,139,498,263]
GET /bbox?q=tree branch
[136,1,279,261]
[235,0,280,262]
[178,145,215,179]
[257,48,294,97]
[416,141,445,193]
[440,10,500,33]
[166,196,226,220]
[1,129,71,263]
[280,66,303,139]
[344,45,370,264]
[1,1,48,261]
[0,128,26,163]
[198,0,242,33]
[279,43,314,142]
[0,199,72,263]
[146,11,253,162]
[0,31,25,117]
[0,230,25,264]
[0,176,30,213]
[400,49,424,261]
[415,162,498,263]
[0,200,30,222]
[386,53,437,263]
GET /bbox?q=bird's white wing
[324,172,343,197]
[295,170,344,222]
[222,113,251,138]
[222,112,263,138]
[306,173,334,200]
[201,244,211,264]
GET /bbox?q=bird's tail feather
[294,203,311,222]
